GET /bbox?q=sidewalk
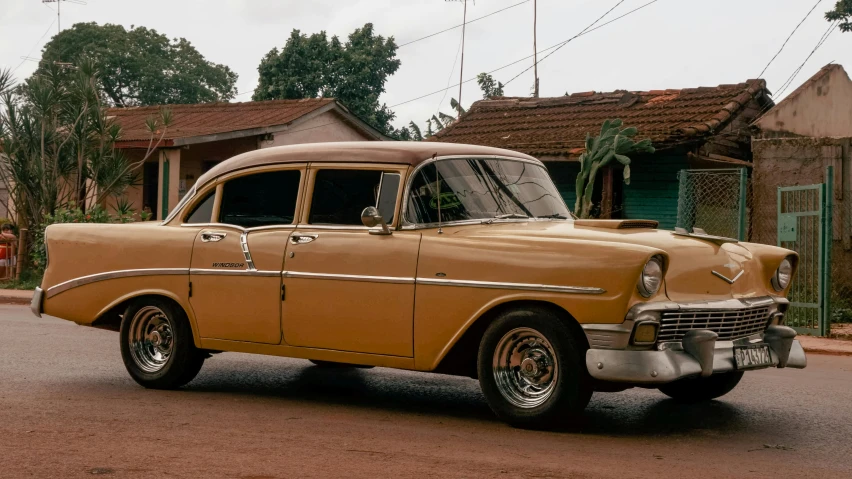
[1,288,851,356]
[0,288,33,305]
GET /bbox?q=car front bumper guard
[586,325,806,385]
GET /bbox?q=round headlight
[771,257,794,291]
[638,256,664,298]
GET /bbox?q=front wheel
[477,308,592,429]
[120,298,205,389]
[658,371,744,403]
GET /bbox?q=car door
[281,164,420,357]
[188,165,304,344]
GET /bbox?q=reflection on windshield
[406,158,571,225]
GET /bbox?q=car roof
[196,141,539,188]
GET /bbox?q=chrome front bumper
[586,327,807,385]
[30,286,44,318]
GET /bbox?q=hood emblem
[712,270,744,284]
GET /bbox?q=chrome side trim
[190,269,279,277]
[46,268,188,298]
[294,224,371,231]
[283,271,415,284]
[415,277,606,294]
[181,222,298,233]
[239,233,257,271]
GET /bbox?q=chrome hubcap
[493,327,558,408]
[128,306,174,373]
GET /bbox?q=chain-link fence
[676,169,748,239]
[676,167,851,337]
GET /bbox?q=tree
[36,23,238,107]
[0,62,170,232]
[574,119,655,219]
[477,72,504,98]
[826,1,852,32]
[254,24,400,135]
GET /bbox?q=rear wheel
[120,298,205,389]
[477,308,592,429]
[658,371,744,403]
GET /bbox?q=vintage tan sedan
[31,142,806,428]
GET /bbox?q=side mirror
[360,206,392,235]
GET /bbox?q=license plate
[733,344,773,370]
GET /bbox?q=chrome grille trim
[658,306,771,342]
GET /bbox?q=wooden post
[16,228,27,280]
[600,167,614,219]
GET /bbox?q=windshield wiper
[484,213,530,224]
[537,213,569,219]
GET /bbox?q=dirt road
[2,304,851,478]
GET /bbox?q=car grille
[658,306,771,342]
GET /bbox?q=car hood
[444,220,783,302]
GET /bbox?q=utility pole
[42,0,87,35]
[457,0,468,119]
[533,0,539,97]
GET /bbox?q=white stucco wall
[262,111,373,148]
[756,66,852,138]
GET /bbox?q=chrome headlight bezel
[637,255,664,298]
[771,256,794,292]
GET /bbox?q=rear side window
[184,191,215,224]
[309,170,383,225]
[219,170,301,228]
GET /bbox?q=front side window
[406,158,570,224]
[184,190,215,224]
[309,169,400,225]
[219,170,301,228]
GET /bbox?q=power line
[756,0,824,79]
[503,0,627,88]
[775,20,838,98]
[389,0,660,109]
[397,0,531,48]
[10,18,58,74]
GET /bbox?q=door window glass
[219,170,301,228]
[184,190,215,224]
[376,173,401,223]
[309,169,385,225]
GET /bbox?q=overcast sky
[1,0,850,131]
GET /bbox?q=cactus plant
[574,119,655,218]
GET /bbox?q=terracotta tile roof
[430,80,769,157]
[109,98,335,146]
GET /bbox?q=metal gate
[777,167,833,336]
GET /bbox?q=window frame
[301,163,409,230]
[177,163,306,231]
[400,155,569,230]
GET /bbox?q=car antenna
[434,153,442,235]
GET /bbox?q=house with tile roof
[750,64,852,293]
[431,80,773,228]
[109,98,389,220]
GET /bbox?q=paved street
[2,304,851,479]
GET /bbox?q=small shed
[109,99,389,220]
[431,81,772,228]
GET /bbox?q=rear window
[219,170,301,228]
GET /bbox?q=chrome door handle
[290,233,318,245]
[201,231,227,243]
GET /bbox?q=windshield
[405,158,572,225]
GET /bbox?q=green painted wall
[545,162,581,211]
[622,154,687,230]
[544,154,687,230]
